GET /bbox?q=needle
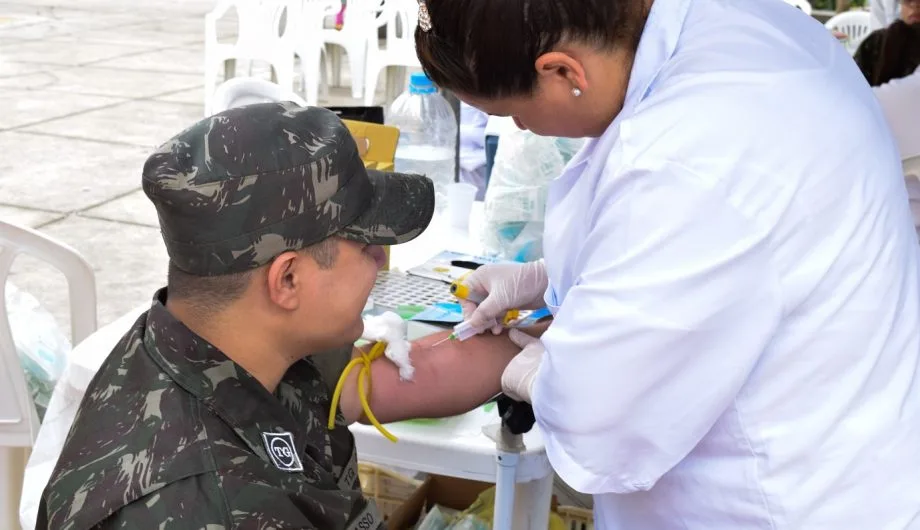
[430,335,454,348]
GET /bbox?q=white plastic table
[350,407,553,530]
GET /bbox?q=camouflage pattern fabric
[37,289,385,530]
[142,102,434,276]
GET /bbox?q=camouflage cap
[142,102,435,276]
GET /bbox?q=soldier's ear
[265,251,302,311]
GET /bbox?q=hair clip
[418,0,432,32]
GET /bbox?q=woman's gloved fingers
[508,328,538,348]
[501,329,544,403]
[459,299,479,321]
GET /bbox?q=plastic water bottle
[387,72,457,211]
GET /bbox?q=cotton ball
[361,311,414,381]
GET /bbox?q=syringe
[431,309,521,347]
[449,318,500,341]
[431,319,498,347]
[432,277,519,347]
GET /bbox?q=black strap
[496,394,536,435]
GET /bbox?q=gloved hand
[501,329,545,403]
[460,260,548,334]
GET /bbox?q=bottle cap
[409,72,438,95]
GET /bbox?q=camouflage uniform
[36,102,434,529]
[37,291,377,529]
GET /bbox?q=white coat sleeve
[533,163,782,495]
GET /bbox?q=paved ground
[0,0,362,333]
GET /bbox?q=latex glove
[501,329,545,403]
[460,260,548,334]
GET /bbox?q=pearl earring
[572,87,582,97]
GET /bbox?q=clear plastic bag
[5,281,71,421]
[414,505,489,530]
[415,505,458,530]
[482,131,584,261]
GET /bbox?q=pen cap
[450,282,486,305]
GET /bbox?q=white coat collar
[623,0,692,112]
[568,0,692,168]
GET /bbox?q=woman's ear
[265,251,303,311]
[535,51,588,92]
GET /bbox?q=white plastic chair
[295,0,340,105]
[323,0,386,100]
[210,77,308,115]
[825,10,872,55]
[204,0,300,116]
[363,0,420,106]
[783,0,813,16]
[0,220,96,530]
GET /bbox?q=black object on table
[496,394,537,436]
[324,106,385,125]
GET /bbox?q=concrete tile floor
[0,0,367,332]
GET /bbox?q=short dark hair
[415,0,648,99]
[864,21,920,86]
[167,237,340,312]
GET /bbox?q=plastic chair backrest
[381,0,418,53]
[0,221,96,448]
[207,0,297,51]
[341,0,385,34]
[825,11,872,54]
[300,0,340,33]
[204,0,301,115]
[209,77,307,115]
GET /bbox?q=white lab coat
[533,0,920,527]
[875,66,920,239]
[874,67,920,162]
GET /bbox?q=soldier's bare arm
[338,324,549,425]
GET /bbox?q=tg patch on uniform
[262,431,304,472]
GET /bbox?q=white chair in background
[295,0,340,105]
[363,0,420,106]
[210,77,308,115]
[0,220,96,530]
[204,0,299,116]
[322,0,385,100]
[825,10,872,55]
